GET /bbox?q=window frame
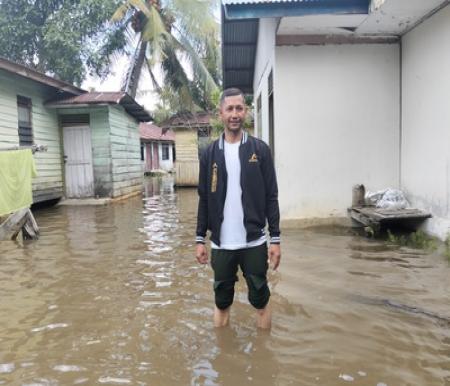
[161,143,170,161]
[17,95,33,146]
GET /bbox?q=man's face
[219,94,246,132]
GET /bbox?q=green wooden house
[0,58,151,202]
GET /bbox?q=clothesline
[0,144,48,154]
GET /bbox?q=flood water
[1,176,450,386]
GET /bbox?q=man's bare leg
[256,302,272,329]
[214,306,231,327]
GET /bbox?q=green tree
[0,0,126,85]
[111,0,220,110]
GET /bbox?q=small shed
[160,111,212,186]
[0,58,152,202]
[139,122,175,173]
[46,92,151,199]
[0,58,84,203]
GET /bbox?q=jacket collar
[219,130,248,150]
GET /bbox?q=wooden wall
[0,69,63,202]
[174,129,199,186]
[108,106,143,197]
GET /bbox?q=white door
[63,125,94,198]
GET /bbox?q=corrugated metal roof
[223,0,369,19]
[140,123,175,142]
[46,92,152,122]
[160,111,213,129]
[49,91,127,104]
[0,57,84,96]
[221,4,258,93]
[221,0,370,92]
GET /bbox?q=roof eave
[0,57,85,95]
[223,0,370,19]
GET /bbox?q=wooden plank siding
[57,106,113,198]
[0,69,64,202]
[108,106,143,197]
[175,129,199,162]
[90,108,113,197]
[174,129,199,186]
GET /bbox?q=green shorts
[211,243,270,310]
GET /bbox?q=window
[140,144,145,161]
[17,96,33,146]
[162,143,170,160]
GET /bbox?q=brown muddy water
[1,177,450,386]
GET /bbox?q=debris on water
[53,365,86,372]
[31,323,69,332]
[98,377,132,384]
[339,373,354,381]
[0,363,15,373]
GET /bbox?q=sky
[81,54,159,114]
[81,1,221,116]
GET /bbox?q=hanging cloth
[0,149,37,216]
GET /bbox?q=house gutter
[223,0,370,19]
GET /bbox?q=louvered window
[17,96,33,146]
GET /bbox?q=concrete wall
[0,69,63,202]
[401,5,450,240]
[254,17,278,143]
[274,44,400,220]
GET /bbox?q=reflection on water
[1,176,450,385]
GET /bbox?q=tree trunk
[125,40,148,99]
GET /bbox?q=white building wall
[401,5,450,240]
[158,142,174,171]
[274,44,400,219]
[253,17,278,143]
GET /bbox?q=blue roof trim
[224,0,370,19]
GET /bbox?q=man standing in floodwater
[195,87,281,329]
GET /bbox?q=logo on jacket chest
[249,153,258,163]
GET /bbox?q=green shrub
[386,229,437,251]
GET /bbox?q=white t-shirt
[211,140,266,250]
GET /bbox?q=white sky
[81,54,160,114]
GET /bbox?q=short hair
[220,88,245,106]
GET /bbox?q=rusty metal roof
[160,111,213,129]
[0,57,84,95]
[46,92,152,122]
[140,123,175,142]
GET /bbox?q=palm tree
[111,0,220,112]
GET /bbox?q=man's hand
[196,243,208,264]
[268,244,281,271]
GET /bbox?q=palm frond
[172,32,218,94]
[142,5,170,65]
[111,3,131,22]
[128,0,152,16]
[146,59,162,93]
